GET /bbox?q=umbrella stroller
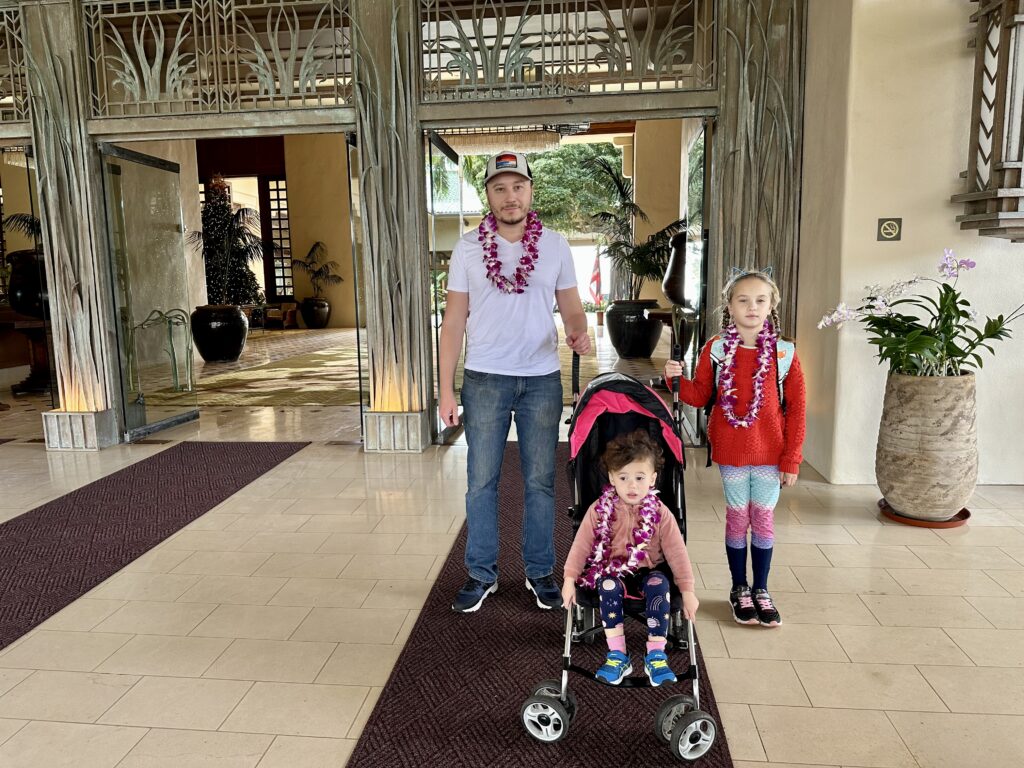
[520,355,718,762]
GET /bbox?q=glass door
[100,143,198,440]
[691,117,713,445]
[345,133,370,439]
[426,131,463,444]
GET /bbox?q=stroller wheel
[654,694,697,744]
[669,710,717,761]
[521,695,571,743]
[531,679,578,719]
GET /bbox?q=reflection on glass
[0,146,54,409]
[102,150,198,438]
[427,135,466,443]
[346,135,370,415]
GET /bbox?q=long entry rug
[0,441,307,650]
[348,443,733,768]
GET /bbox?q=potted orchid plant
[819,250,1023,523]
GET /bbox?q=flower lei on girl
[577,485,662,589]
[718,319,777,428]
[477,210,543,294]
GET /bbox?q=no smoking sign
[877,218,902,241]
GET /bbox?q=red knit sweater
[668,338,806,474]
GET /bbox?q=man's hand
[565,331,591,355]
[439,392,460,427]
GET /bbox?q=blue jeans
[461,369,562,583]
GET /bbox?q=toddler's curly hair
[600,429,665,476]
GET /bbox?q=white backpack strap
[776,340,795,409]
[776,340,796,381]
[709,336,725,388]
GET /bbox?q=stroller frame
[520,353,718,762]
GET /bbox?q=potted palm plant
[819,250,1023,523]
[187,176,266,362]
[291,241,343,329]
[589,158,687,358]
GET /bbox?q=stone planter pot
[875,373,977,522]
[606,299,663,358]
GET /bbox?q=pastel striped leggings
[719,464,780,549]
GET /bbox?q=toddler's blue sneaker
[595,650,632,685]
[644,649,677,687]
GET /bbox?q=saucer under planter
[300,298,331,329]
[606,299,663,358]
[878,499,970,528]
[190,305,248,363]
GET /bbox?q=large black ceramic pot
[300,297,331,329]
[190,304,248,362]
[7,249,47,319]
[606,299,664,359]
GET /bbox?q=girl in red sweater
[665,271,806,627]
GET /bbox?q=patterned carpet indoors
[145,331,599,408]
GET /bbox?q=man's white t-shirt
[447,226,577,376]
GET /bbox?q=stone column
[22,1,121,449]
[350,0,433,452]
[713,0,807,334]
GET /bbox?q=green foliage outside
[463,143,623,236]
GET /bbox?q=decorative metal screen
[0,9,29,123]
[953,0,1024,241]
[267,178,294,297]
[420,0,716,102]
[83,0,352,118]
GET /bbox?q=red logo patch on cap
[494,153,518,170]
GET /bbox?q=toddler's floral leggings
[719,464,780,591]
[599,571,670,642]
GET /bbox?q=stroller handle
[565,352,582,425]
[571,351,580,401]
[671,343,682,399]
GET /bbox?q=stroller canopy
[568,372,684,464]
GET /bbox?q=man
[440,150,591,613]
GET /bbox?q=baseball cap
[483,150,532,185]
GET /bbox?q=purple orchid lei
[718,319,777,429]
[577,485,662,590]
[477,210,543,294]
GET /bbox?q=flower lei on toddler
[477,210,543,294]
[718,319,777,428]
[577,485,662,589]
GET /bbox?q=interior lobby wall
[798,0,1024,484]
[633,119,683,304]
[796,0,853,482]
[284,134,356,328]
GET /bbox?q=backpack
[702,335,796,467]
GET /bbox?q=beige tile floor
[1,322,1023,767]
